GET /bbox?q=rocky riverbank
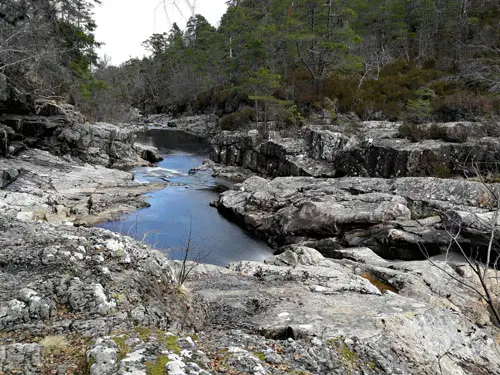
[1,105,500,374]
[2,213,500,374]
[211,121,500,178]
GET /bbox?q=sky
[93,0,228,65]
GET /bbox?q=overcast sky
[93,0,228,65]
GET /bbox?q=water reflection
[98,130,273,266]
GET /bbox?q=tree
[288,0,362,94]
[0,0,101,102]
[244,67,281,123]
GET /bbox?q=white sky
[93,0,228,65]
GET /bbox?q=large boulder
[0,167,19,189]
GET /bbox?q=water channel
[97,129,274,266]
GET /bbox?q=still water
[97,129,274,266]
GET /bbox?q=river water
[97,129,274,266]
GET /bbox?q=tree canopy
[0,0,101,103]
[3,0,498,123]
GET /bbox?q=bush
[398,123,427,142]
[324,61,444,121]
[405,98,432,123]
[432,91,500,121]
[218,108,256,130]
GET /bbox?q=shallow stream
[97,129,273,266]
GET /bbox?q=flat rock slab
[187,247,500,375]
[0,149,165,225]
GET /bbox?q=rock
[0,123,15,156]
[186,245,500,375]
[211,121,500,178]
[217,175,500,260]
[145,114,217,138]
[265,246,325,267]
[0,115,154,167]
[133,142,163,163]
[0,213,204,339]
[87,339,118,375]
[34,100,84,123]
[0,344,42,374]
[0,149,164,225]
[0,167,19,188]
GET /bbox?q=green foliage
[245,68,281,98]
[433,164,452,178]
[112,336,129,361]
[405,98,432,124]
[65,0,499,122]
[164,335,181,354]
[145,355,170,375]
[253,351,266,361]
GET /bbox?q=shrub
[40,335,69,354]
[432,164,452,178]
[405,98,432,123]
[398,123,426,142]
[325,61,445,121]
[432,91,500,121]
[218,108,255,130]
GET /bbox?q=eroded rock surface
[216,175,500,261]
[0,149,164,225]
[2,218,498,375]
[211,122,500,178]
[186,247,500,375]
[145,114,217,138]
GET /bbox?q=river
[97,129,274,266]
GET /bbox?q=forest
[1,0,499,126]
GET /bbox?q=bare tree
[422,179,500,325]
[176,218,210,285]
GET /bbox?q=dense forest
[2,0,499,125]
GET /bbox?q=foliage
[219,108,256,130]
[0,0,101,105]
[5,0,498,123]
[145,355,170,375]
[40,335,69,353]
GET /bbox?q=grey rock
[0,213,204,339]
[187,247,500,375]
[146,114,217,138]
[0,167,18,188]
[0,343,42,375]
[0,114,153,168]
[211,121,500,178]
[88,339,118,375]
[0,149,164,225]
[217,175,500,261]
[133,143,163,163]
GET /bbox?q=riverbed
[97,129,274,266]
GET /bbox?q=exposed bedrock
[0,90,162,167]
[187,246,500,375]
[211,122,500,178]
[0,149,164,226]
[216,175,500,262]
